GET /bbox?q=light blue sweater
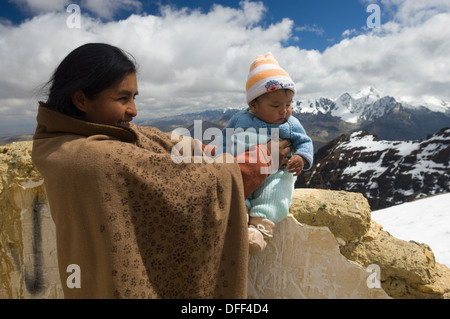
[222,108,314,224]
[222,108,314,170]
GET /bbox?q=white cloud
[315,10,450,101]
[80,0,142,20]
[0,0,449,136]
[342,28,357,38]
[381,0,450,26]
[295,24,325,36]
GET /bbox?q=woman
[32,43,292,299]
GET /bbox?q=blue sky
[0,0,449,137]
[1,0,381,52]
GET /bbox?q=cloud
[380,0,450,26]
[80,0,142,20]
[0,1,293,134]
[305,11,450,102]
[295,24,325,36]
[341,28,357,38]
[0,0,449,136]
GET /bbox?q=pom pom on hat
[246,52,296,104]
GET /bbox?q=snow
[408,142,448,180]
[294,86,390,123]
[341,133,418,155]
[352,87,382,100]
[338,133,421,189]
[342,157,385,179]
[372,193,450,267]
[399,95,450,113]
[293,87,450,124]
[335,131,448,198]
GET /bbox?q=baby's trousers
[245,169,295,224]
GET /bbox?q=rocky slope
[1,141,449,299]
[296,128,450,210]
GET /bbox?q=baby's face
[249,89,294,124]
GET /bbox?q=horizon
[0,0,449,137]
[1,85,449,139]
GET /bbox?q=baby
[222,53,314,254]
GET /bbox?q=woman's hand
[266,139,292,169]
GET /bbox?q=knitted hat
[246,52,296,104]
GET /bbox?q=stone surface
[290,188,371,243]
[291,188,450,299]
[0,142,63,299]
[248,215,389,299]
[339,225,450,299]
[1,142,449,299]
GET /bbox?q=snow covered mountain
[290,87,450,150]
[136,86,450,148]
[295,127,450,210]
[294,87,450,124]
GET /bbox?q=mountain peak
[295,87,397,123]
[353,86,382,100]
[331,87,389,123]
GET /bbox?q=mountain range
[137,87,450,150]
[292,87,450,150]
[294,87,450,123]
[2,88,449,211]
[136,87,450,210]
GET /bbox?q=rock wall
[290,189,450,299]
[1,141,449,299]
[0,141,63,299]
[247,215,389,299]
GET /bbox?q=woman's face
[77,72,139,127]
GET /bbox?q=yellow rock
[0,142,63,299]
[1,142,449,299]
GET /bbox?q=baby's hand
[287,155,304,177]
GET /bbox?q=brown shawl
[32,105,248,299]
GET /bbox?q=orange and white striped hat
[246,52,296,104]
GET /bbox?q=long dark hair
[42,43,137,117]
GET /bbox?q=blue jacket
[222,108,314,170]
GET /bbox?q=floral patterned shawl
[32,105,248,299]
